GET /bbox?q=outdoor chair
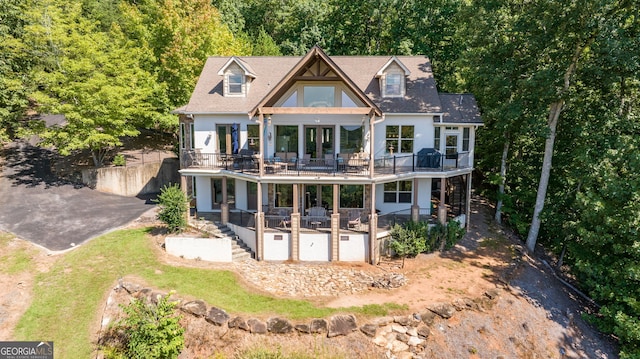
[347,211,361,229]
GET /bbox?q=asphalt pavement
[0,141,156,251]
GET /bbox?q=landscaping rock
[406,327,418,337]
[181,300,207,317]
[295,324,311,334]
[390,340,409,353]
[121,282,142,294]
[371,273,408,289]
[310,318,328,334]
[360,323,378,337]
[396,332,409,343]
[453,297,479,311]
[205,306,230,326]
[327,314,357,338]
[228,316,250,331]
[391,324,407,334]
[427,303,456,319]
[371,316,393,326]
[267,317,293,334]
[396,352,413,359]
[420,310,437,325]
[417,325,431,339]
[407,336,424,346]
[247,318,267,334]
[393,315,414,326]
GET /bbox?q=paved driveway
[0,142,156,251]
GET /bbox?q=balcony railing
[181,150,470,176]
[374,152,470,174]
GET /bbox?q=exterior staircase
[189,218,254,261]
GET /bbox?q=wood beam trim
[260,107,373,115]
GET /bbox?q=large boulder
[310,318,328,334]
[228,316,250,331]
[427,303,456,319]
[360,323,378,337]
[267,317,293,334]
[205,306,230,326]
[247,318,267,334]
[181,300,207,317]
[328,314,358,338]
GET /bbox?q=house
[174,46,482,263]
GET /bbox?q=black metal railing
[377,208,436,231]
[182,150,469,177]
[374,151,470,175]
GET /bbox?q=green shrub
[155,184,188,233]
[104,294,184,359]
[113,154,126,166]
[389,220,466,265]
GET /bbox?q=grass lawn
[12,228,402,358]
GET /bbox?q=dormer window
[226,71,245,96]
[376,57,410,98]
[384,72,404,97]
[218,57,256,97]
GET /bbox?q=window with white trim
[383,181,412,203]
[434,127,441,151]
[226,71,245,96]
[386,125,414,154]
[384,72,404,97]
[462,127,470,151]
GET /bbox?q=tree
[25,0,163,166]
[155,184,188,233]
[104,294,184,359]
[0,0,33,142]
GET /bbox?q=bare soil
[0,197,619,358]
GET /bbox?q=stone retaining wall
[109,281,502,358]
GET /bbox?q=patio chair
[347,211,361,229]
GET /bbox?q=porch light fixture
[268,132,272,141]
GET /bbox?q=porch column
[466,173,472,228]
[291,184,299,261]
[255,212,264,261]
[369,183,378,264]
[438,178,447,224]
[258,113,264,177]
[256,182,264,261]
[331,183,340,261]
[369,115,375,178]
[221,176,229,225]
[411,178,420,222]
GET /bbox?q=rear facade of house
[176,46,482,263]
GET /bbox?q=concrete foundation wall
[82,158,179,196]
[263,233,291,261]
[165,236,232,262]
[338,233,368,262]
[228,223,256,253]
[299,233,330,261]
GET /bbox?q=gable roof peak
[375,56,411,77]
[217,56,257,78]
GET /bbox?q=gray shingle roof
[182,53,481,124]
[438,94,483,124]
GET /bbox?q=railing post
[412,153,415,172]
[393,156,396,174]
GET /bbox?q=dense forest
[1,0,638,356]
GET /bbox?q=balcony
[180,150,471,177]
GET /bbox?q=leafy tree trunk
[494,138,509,224]
[525,42,589,252]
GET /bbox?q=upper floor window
[303,86,335,107]
[386,125,414,154]
[462,127,470,151]
[384,73,404,97]
[434,127,441,151]
[226,71,245,96]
